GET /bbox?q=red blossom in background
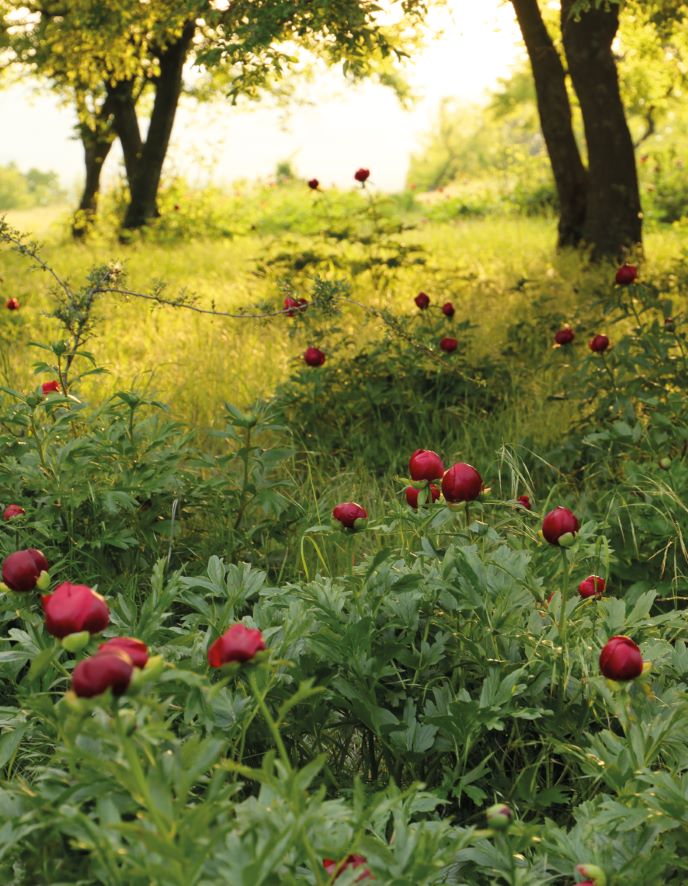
[208,623,266,667]
[2,504,25,520]
[98,637,149,668]
[414,292,430,309]
[323,855,373,881]
[307,178,320,190]
[589,334,610,353]
[72,652,134,698]
[405,484,440,508]
[541,507,580,546]
[517,495,532,510]
[2,548,49,592]
[5,297,19,310]
[354,168,370,183]
[304,347,326,367]
[442,301,455,318]
[332,501,368,529]
[578,575,606,599]
[554,327,575,346]
[42,380,61,395]
[615,264,637,285]
[440,337,458,353]
[409,449,444,481]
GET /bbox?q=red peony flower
[2,504,25,520]
[440,337,458,353]
[615,264,637,285]
[323,855,373,882]
[5,298,19,311]
[541,506,580,546]
[589,334,610,353]
[208,623,266,667]
[42,582,110,639]
[41,380,61,395]
[2,548,49,592]
[414,292,430,310]
[441,301,455,318]
[517,495,532,510]
[442,463,482,503]
[554,327,575,346]
[284,296,308,317]
[599,635,643,681]
[98,636,149,669]
[308,178,320,190]
[409,449,444,481]
[578,575,606,599]
[332,501,368,529]
[304,347,326,367]
[354,168,370,183]
[405,484,440,508]
[72,652,134,698]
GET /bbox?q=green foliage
[0,164,65,211]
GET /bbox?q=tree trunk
[561,0,642,260]
[72,97,116,239]
[510,0,587,247]
[121,22,195,230]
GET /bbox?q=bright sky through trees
[0,1,521,192]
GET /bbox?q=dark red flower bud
[442,463,482,503]
[414,292,430,310]
[304,347,326,367]
[72,652,134,698]
[2,548,49,592]
[409,449,444,481]
[308,178,320,190]
[541,506,580,545]
[441,301,455,318]
[208,623,266,667]
[284,296,308,317]
[554,327,575,345]
[354,168,370,183]
[42,582,110,639]
[98,636,149,669]
[332,501,368,529]
[323,855,373,882]
[578,575,606,599]
[599,635,643,681]
[517,495,532,510]
[405,484,440,508]
[664,317,675,331]
[440,337,458,353]
[589,334,610,353]
[41,380,61,395]
[2,504,25,520]
[615,264,637,285]
[5,297,19,311]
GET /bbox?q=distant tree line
[0,163,65,210]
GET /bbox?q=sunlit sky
[0,1,524,193]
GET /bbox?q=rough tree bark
[72,98,116,239]
[510,0,587,247]
[561,0,642,259]
[108,22,195,231]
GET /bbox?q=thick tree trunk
[72,97,115,239]
[121,22,195,230]
[511,0,587,247]
[561,0,642,260]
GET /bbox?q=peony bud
[303,347,326,367]
[575,864,607,886]
[42,582,110,639]
[554,327,575,346]
[442,463,482,503]
[615,264,637,286]
[61,630,91,653]
[599,635,643,681]
[541,507,580,546]
[442,301,455,318]
[415,292,430,310]
[2,548,49,592]
[354,168,370,183]
[405,484,440,509]
[439,337,458,353]
[41,380,61,396]
[284,296,308,317]
[307,178,320,190]
[5,298,19,311]
[2,504,25,521]
[589,334,610,353]
[658,456,671,470]
[72,652,134,698]
[517,495,532,510]
[332,501,368,530]
[208,623,266,667]
[409,449,444,482]
[486,803,512,831]
[578,575,606,599]
[323,855,373,882]
[98,636,149,669]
